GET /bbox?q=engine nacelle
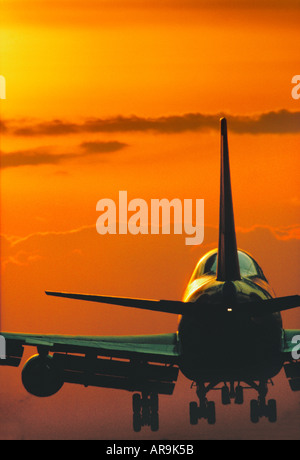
[21,354,64,397]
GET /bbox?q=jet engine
[21,354,64,397]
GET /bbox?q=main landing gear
[189,380,277,425]
[132,392,159,432]
[189,382,216,425]
[249,381,277,423]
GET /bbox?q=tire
[221,386,230,405]
[150,411,159,432]
[250,400,259,423]
[132,393,142,413]
[150,393,159,413]
[207,401,216,425]
[189,402,198,425]
[235,386,244,405]
[133,412,142,432]
[267,399,277,423]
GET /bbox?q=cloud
[0,141,128,169]
[237,224,300,241]
[7,110,300,138]
[230,110,300,134]
[1,148,67,169]
[0,120,7,133]
[79,141,128,154]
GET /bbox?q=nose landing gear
[221,382,244,405]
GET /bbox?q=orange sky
[0,0,300,440]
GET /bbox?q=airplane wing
[282,329,300,392]
[0,331,180,396]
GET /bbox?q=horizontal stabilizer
[45,291,300,317]
[45,291,190,315]
[242,295,300,316]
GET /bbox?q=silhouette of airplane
[1,118,300,432]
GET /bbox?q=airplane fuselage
[177,249,283,383]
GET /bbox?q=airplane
[1,117,300,432]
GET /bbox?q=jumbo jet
[1,118,300,432]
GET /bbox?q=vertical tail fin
[217,118,241,281]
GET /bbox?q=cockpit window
[192,249,267,281]
[203,252,217,274]
[238,251,259,277]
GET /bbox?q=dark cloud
[80,140,128,153]
[0,148,64,169]
[0,141,128,169]
[14,120,80,136]
[7,110,300,137]
[0,120,7,133]
[230,110,300,134]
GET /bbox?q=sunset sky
[0,0,299,440]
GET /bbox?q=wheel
[133,412,142,432]
[132,393,142,413]
[235,385,244,405]
[221,386,230,405]
[267,399,277,423]
[207,401,216,425]
[150,393,159,413]
[250,399,259,423]
[141,401,151,426]
[150,411,159,432]
[189,401,198,425]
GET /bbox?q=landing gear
[189,379,277,425]
[221,382,244,405]
[189,382,216,425]
[235,385,244,405]
[221,385,230,405]
[249,381,277,423]
[132,393,159,432]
